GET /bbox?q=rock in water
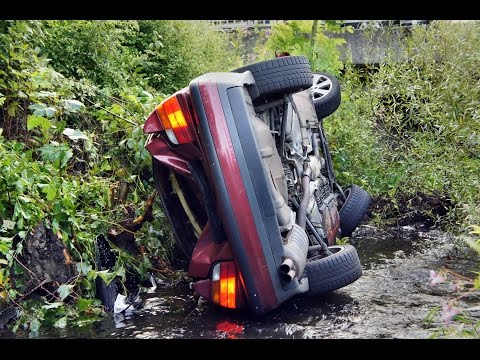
[0,306,17,330]
[20,223,76,291]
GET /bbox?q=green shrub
[131,20,241,94]
[39,20,239,95]
[0,19,239,333]
[325,20,480,226]
[41,21,146,91]
[255,20,350,75]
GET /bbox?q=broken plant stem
[133,190,157,225]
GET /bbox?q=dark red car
[144,56,371,315]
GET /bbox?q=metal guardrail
[341,20,430,29]
[210,20,281,31]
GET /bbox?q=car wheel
[304,245,362,297]
[232,56,313,98]
[339,184,371,237]
[311,72,341,119]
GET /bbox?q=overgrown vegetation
[311,20,480,337]
[424,226,480,338]
[1,19,479,336]
[249,20,480,228]
[322,21,480,228]
[0,20,238,335]
[255,20,350,75]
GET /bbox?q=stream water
[3,224,479,339]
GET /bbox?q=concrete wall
[331,26,412,65]
[212,20,430,65]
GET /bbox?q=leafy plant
[255,20,351,75]
[425,225,480,338]
[1,19,239,333]
[323,21,480,227]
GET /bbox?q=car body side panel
[145,138,192,178]
[220,86,308,302]
[191,81,278,313]
[190,72,308,313]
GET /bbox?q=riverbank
[3,224,477,339]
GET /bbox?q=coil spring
[283,163,295,208]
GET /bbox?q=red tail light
[150,91,195,145]
[212,261,239,309]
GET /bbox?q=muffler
[279,224,309,283]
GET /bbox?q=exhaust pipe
[296,163,312,230]
[280,224,309,283]
[279,161,312,283]
[279,258,296,283]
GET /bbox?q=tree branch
[84,97,139,127]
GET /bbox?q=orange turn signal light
[212,261,238,309]
[155,92,194,145]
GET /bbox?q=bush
[255,20,350,75]
[40,20,239,95]
[132,20,241,94]
[324,20,480,226]
[0,20,239,333]
[41,21,146,91]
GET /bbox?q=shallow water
[4,224,479,339]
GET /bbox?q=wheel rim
[307,245,345,261]
[326,245,344,255]
[311,74,332,101]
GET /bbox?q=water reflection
[216,320,245,339]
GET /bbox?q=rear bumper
[189,72,307,314]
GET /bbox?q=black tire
[304,245,362,297]
[311,72,341,119]
[339,184,371,237]
[232,56,312,98]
